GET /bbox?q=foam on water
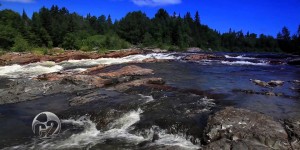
[224,55,256,60]
[0,53,178,78]
[0,64,63,78]
[6,108,200,150]
[221,60,269,66]
[138,94,155,103]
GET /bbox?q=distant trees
[0,5,299,54]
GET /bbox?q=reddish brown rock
[36,72,72,81]
[142,58,171,63]
[0,53,42,65]
[80,64,108,75]
[0,50,143,66]
[113,78,165,92]
[62,75,111,87]
[97,65,153,78]
[184,54,222,61]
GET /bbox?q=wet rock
[250,79,284,87]
[287,58,300,65]
[204,107,291,149]
[268,80,284,87]
[233,89,290,98]
[142,58,171,63]
[293,80,300,84]
[0,79,92,104]
[80,64,108,75]
[113,78,165,92]
[283,119,300,149]
[62,75,111,87]
[250,79,269,87]
[183,54,222,61]
[36,72,72,81]
[69,91,109,106]
[97,65,154,78]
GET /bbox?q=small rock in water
[250,79,285,87]
[250,79,269,87]
[293,80,300,84]
[268,80,284,87]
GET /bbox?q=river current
[0,52,299,149]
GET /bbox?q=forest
[0,5,299,54]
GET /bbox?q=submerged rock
[69,91,109,106]
[250,79,284,87]
[268,80,284,87]
[183,54,223,61]
[250,79,269,87]
[204,107,291,149]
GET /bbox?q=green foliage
[0,6,299,53]
[80,34,130,51]
[30,47,48,55]
[0,25,17,50]
[62,33,80,50]
[117,11,150,44]
[11,35,31,52]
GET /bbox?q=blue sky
[0,0,299,37]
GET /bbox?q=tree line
[0,5,299,54]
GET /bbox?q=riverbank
[0,50,299,149]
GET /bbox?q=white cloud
[131,0,182,6]
[1,0,34,3]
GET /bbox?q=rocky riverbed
[0,50,299,149]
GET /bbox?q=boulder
[113,78,165,92]
[283,119,300,149]
[204,107,291,149]
[97,65,153,78]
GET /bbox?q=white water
[138,94,155,103]
[221,60,269,66]
[224,55,256,60]
[7,108,199,150]
[0,53,179,78]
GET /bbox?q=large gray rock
[283,119,300,149]
[203,107,291,150]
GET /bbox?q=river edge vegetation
[0,5,300,55]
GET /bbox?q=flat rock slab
[204,107,291,150]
